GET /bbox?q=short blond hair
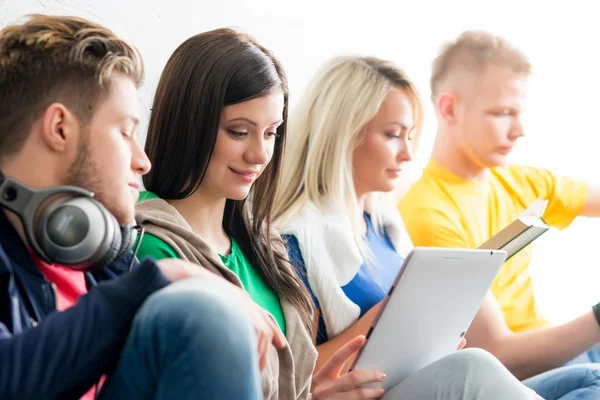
[430,30,531,101]
[0,15,144,158]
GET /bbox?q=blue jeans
[98,278,263,400]
[565,344,600,366]
[522,364,600,400]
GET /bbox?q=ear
[40,103,81,153]
[436,92,458,125]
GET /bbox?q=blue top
[286,213,405,345]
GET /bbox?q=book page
[520,198,548,218]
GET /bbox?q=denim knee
[134,278,257,355]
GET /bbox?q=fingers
[254,308,287,370]
[328,369,386,394]
[318,335,366,378]
[312,369,386,399]
[316,386,385,400]
[257,328,269,371]
[457,337,467,350]
[266,313,287,349]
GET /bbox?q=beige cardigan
[136,198,317,400]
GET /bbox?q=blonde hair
[430,30,531,101]
[0,14,143,158]
[274,56,422,257]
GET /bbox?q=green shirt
[136,191,286,334]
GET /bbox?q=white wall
[2,0,600,324]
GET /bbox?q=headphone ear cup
[115,222,135,261]
[38,197,118,271]
[91,205,123,269]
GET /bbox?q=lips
[230,168,258,178]
[229,167,260,183]
[128,182,140,190]
[497,146,514,155]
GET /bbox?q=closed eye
[489,109,516,116]
[227,129,248,138]
[386,130,413,140]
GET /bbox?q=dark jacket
[0,210,170,399]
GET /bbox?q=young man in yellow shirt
[400,31,600,382]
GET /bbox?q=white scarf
[279,201,412,339]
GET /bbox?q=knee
[135,278,256,348]
[443,348,507,377]
[567,364,600,388]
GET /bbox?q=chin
[226,189,252,201]
[376,181,397,193]
[106,201,134,226]
[486,156,510,168]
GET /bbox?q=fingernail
[379,387,386,395]
[379,373,387,381]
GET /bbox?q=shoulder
[136,232,180,261]
[400,175,457,215]
[493,164,553,185]
[279,202,333,237]
[400,179,460,223]
[280,203,362,272]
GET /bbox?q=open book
[478,198,549,260]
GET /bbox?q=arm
[518,166,589,223]
[285,234,385,372]
[0,259,170,400]
[314,302,382,373]
[580,184,600,217]
[403,207,600,380]
[466,292,600,380]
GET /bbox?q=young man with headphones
[0,15,284,400]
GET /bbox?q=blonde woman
[275,57,424,361]
[274,56,591,399]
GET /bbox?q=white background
[2,0,600,324]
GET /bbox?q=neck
[168,189,231,255]
[1,149,64,247]
[431,125,489,181]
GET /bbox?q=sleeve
[0,258,170,400]
[518,165,588,230]
[400,206,471,249]
[135,232,181,261]
[285,235,320,309]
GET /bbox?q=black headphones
[0,176,135,272]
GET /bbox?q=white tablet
[350,247,506,391]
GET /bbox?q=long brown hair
[144,28,314,332]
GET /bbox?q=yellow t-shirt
[399,159,588,332]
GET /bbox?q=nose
[244,135,271,165]
[132,138,152,175]
[510,117,525,140]
[396,138,414,163]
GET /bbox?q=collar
[0,209,43,277]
